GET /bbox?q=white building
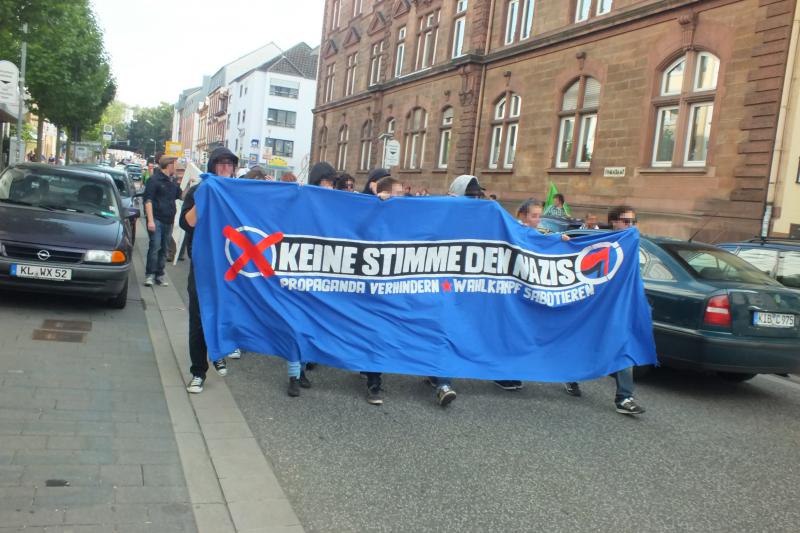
[225,43,319,181]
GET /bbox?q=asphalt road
[164,258,800,533]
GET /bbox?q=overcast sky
[92,0,325,108]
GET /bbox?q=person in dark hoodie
[363,167,390,195]
[307,161,337,189]
[181,147,239,394]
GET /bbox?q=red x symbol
[223,226,284,281]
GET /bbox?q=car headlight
[84,250,127,263]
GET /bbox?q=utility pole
[15,23,28,163]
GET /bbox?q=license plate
[10,264,72,281]
[753,311,796,328]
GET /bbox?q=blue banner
[192,178,657,382]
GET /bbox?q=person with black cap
[307,161,337,189]
[181,147,239,393]
[363,167,390,195]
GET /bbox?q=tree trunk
[35,115,44,160]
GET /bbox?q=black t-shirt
[143,170,181,223]
[179,183,199,259]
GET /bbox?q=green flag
[543,182,571,216]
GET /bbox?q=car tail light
[704,294,731,327]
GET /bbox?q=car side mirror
[125,207,140,219]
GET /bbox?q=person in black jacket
[181,148,238,393]
[143,156,181,286]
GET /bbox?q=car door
[638,241,696,328]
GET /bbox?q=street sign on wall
[384,140,401,167]
[165,141,183,157]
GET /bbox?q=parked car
[0,163,136,308]
[70,164,142,244]
[125,163,143,182]
[539,216,585,233]
[566,231,800,381]
[716,238,800,289]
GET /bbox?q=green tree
[84,100,131,145]
[127,102,175,159]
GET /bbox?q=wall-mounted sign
[165,141,183,157]
[268,156,289,168]
[603,166,626,178]
[384,140,401,167]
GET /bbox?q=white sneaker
[213,359,228,376]
[144,275,155,287]
[227,348,242,359]
[186,375,204,393]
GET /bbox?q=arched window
[438,107,454,169]
[318,126,328,162]
[555,77,600,168]
[404,108,427,169]
[360,120,373,171]
[505,0,535,45]
[489,92,521,169]
[337,125,349,170]
[652,51,719,167]
[575,0,612,23]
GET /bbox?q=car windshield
[777,251,800,288]
[0,168,120,218]
[663,244,778,284]
[126,165,141,172]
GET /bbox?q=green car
[570,232,800,381]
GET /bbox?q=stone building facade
[312,0,798,240]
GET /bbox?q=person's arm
[179,186,198,230]
[143,178,157,232]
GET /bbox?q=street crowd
[141,147,646,417]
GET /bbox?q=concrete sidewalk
[134,234,303,533]
[0,230,302,532]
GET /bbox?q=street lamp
[148,138,158,159]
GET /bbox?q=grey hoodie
[448,175,481,196]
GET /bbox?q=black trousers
[188,267,208,378]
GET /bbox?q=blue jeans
[613,367,635,402]
[428,377,452,389]
[146,220,172,277]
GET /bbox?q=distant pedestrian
[543,193,567,217]
[280,172,297,183]
[181,147,240,394]
[335,173,356,191]
[308,161,337,189]
[242,166,267,180]
[143,156,180,287]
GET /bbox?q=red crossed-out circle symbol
[222,225,284,281]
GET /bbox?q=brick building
[312,0,799,240]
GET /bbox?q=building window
[555,77,600,168]
[331,0,341,30]
[404,107,427,169]
[345,53,358,96]
[267,109,296,128]
[505,0,535,44]
[337,125,349,170]
[353,0,362,17]
[242,109,246,123]
[395,26,407,77]
[575,0,612,23]
[370,41,386,86]
[489,93,521,169]
[452,16,466,58]
[651,51,719,167]
[438,107,454,169]
[239,85,243,97]
[324,63,336,103]
[265,138,294,158]
[416,10,440,70]
[382,118,396,166]
[318,127,328,162]
[360,120,373,171]
[270,84,299,98]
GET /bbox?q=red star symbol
[441,280,452,292]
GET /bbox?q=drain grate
[32,330,86,343]
[45,479,70,487]
[41,319,92,332]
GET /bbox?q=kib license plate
[10,264,72,281]
[753,312,795,328]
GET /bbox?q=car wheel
[108,278,129,309]
[717,372,757,383]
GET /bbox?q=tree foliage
[1,0,116,143]
[127,102,174,159]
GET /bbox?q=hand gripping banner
[192,178,657,382]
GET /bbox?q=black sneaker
[212,359,227,377]
[494,380,523,391]
[305,363,318,370]
[186,375,204,394]
[425,377,440,388]
[367,385,384,405]
[564,382,582,397]
[616,397,645,415]
[437,385,457,407]
[299,371,312,389]
[287,377,300,397]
